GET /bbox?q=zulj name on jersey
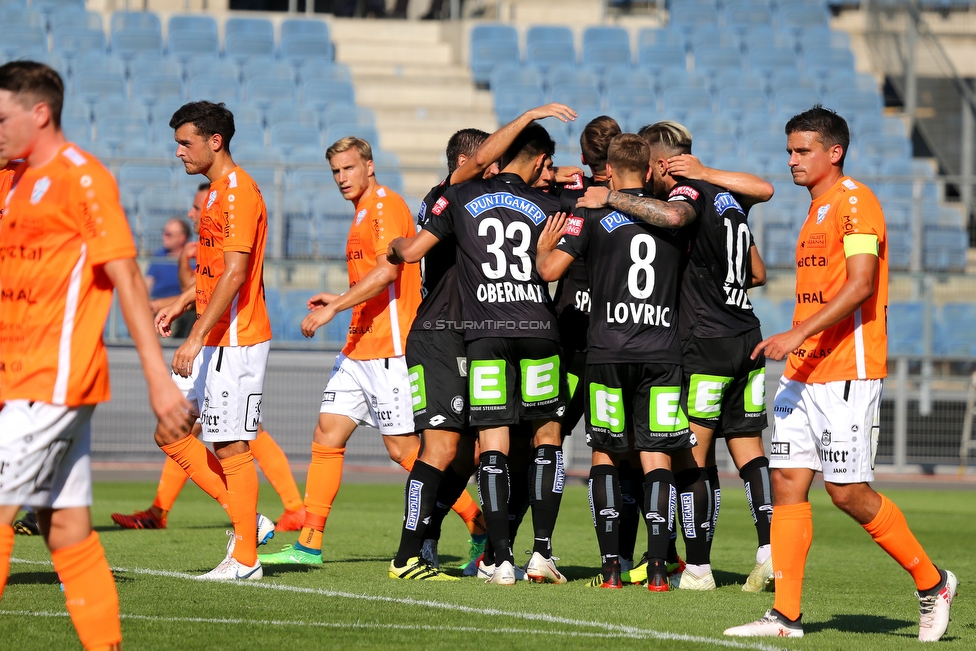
[606,302,671,327]
[476,280,547,303]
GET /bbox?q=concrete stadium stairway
[330,18,496,198]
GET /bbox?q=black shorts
[466,337,566,428]
[558,309,588,434]
[681,328,768,436]
[584,363,693,454]
[406,329,467,431]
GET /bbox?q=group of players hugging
[0,55,955,651]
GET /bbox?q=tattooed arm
[576,186,698,229]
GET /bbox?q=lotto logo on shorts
[520,355,559,403]
[688,374,732,419]
[744,369,765,413]
[470,360,506,406]
[589,383,624,434]
[648,387,689,433]
[408,365,426,412]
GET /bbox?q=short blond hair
[638,121,693,155]
[326,136,372,162]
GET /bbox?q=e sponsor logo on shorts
[322,391,336,403]
[770,442,790,458]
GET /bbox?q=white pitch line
[9,557,783,651]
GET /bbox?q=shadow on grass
[261,565,321,578]
[713,569,748,587]
[9,571,135,586]
[806,614,913,635]
[95,524,229,533]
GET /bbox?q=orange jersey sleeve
[0,162,17,224]
[194,167,272,347]
[342,185,421,360]
[0,144,137,405]
[786,176,888,383]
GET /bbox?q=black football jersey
[412,176,462,332]
[666,180,761,338]
[551,175,602,320]
[423,172,561,342]
[557,189,689,364]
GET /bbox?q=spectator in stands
[147,218,193,337]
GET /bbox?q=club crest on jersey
[669,185,699,201]
[206,190,217,209]
[30,177,51,204]
[713,192,743,215]
[465,192,546,225]
[600,211,637,233]
[432,196,449,216]
[356,209,368,225]
[816,204,830,224]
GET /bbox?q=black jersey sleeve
[666,181,707,220]
[556,213,588,260]
[422,185,457,241]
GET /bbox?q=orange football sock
[151,456,190,513]
[250,429,303,511]
[160,436,231,518]
[397,445,419,472]
[0,524,12,600]
[863,494,942,591]
[771,502,812,622]
[221,451,260,566]
[298,443,345,551]
[452,490,484,534]
[51,532,121,650]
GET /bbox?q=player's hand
[301,305,335,338]
[576,185,611,209]
[538,212,568,254]
[666,154,706,180]
[524,103,577,123]
[155,300,187,337]
[554,166,584,185]
[307,292,339,311]
[387,237,406,265]
[751,329,806,361]
[171,334,203,378]
[181,241,199,261]
[147,375,194,438]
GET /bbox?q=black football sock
[393,460,443,566]
[529,444,564,557]
[676,467,712,566]
[483,539,495,566]
[478,452,513,566]
[618,461,641,562]
[588,465,621,572]
[643,469,676,563]
[739,456,772,548]
[425,466,469,542]
[706,464,721,550]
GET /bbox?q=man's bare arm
[535,213,574,282]
[451,103,577,185]
[388,230,440,265]
[301,254,399,337]
[578,187,698,229]
[748,245,766,288]
[667,154,774,207]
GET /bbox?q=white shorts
[176,341,270,443]
[769,376,882,484]
[0,401,95,509]
[320,353,415,435]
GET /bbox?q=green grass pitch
[1,479,973,650]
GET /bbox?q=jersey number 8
[479,217,532,281]
[628,233,656,299]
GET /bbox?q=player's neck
[25,129,67,169]
[807,168,845,201]
[204,153,237,183]
[352,177,379,207]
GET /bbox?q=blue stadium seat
[769,68,820,94]
[663,87,711,113]
[246,77,297,108]
[494,85,546,124]
[235,122,266,148]
[637,27,685,50]
[774,87,823,114]
[747,46,797,76]
[740,25,794,50]
[804,49,855,77]
[923,229,967,272]
[128,55,181,80]
[627,109,658,133]
[282,18,329,40]
[549,83,602,113]
[280,33,334,63]
[241,57,295,83]
[302,79,355,110]
[717,87,769,120]
[184,56,239,82]
[61,116,92,145]
[226,17,274,38]
[110,11,161,35]
[607,87,656,119]
[778,5,830,31]
[886,229,912,272]
[693,45,742,73]
[936,304,976,356]
[225,32,276,61]
[469,41,519,86]
[53,27,106,58]
[546,64,598,89]
[169,31,219,60]
[490,63,544,90]
[299,60,351,83]
[50,8,101,32]
[726,6,773,29]
[605,67,653,92]
[740,132,785,158]
[323,104,374,128]
[637,45,686,73]
[887,302,924,355]
[187,76,242,104]
[858,133,910,159]
[289,167,333,198]
[324,123,379,148]
[527,42,576,71]
[670,4,715,28]
[96,116,150,151]
[0,6,43,28]
[132,74,184,104]
[694,131,738,158]
[285,215,315,259]
[168,14,217,36]
[582,42,632,71]
[93,97,148,121]
[234,144,281,163]
[526,25,573,49]
[267,102,319,126]
[373,150,400,171]
[118,162,174,191]
[73,71,127,103]
[658,68,710,90]
[830,88,883,115]
[112,28,163,59]
[271,123,321,155]
[795,25,850,54]
[0,26,47,58]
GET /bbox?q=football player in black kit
[387,104,576,581]
[538,133,696,591]
[578,121,776,591]
[390,122,569,586]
